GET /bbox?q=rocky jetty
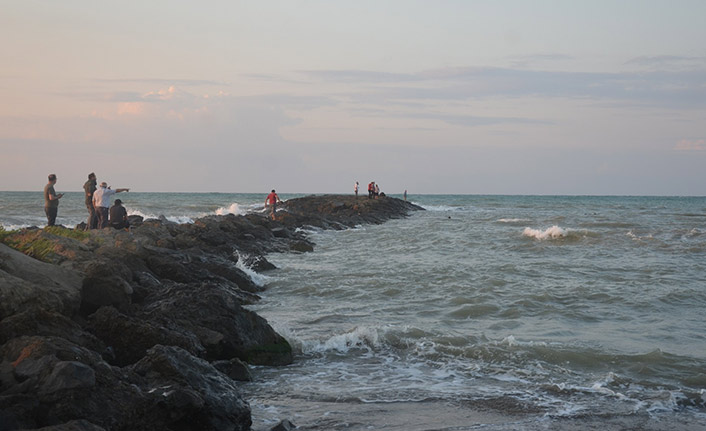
[0,195,421,431]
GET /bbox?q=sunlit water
[2,193,706,429]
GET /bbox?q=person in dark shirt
[108,199,130,230]
[83,172,98,230]
[43,174,64,226]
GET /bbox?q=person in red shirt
[265,189,282,220]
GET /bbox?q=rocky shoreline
[0,195,422,431]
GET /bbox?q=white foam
[523,225,568,240]
[215,203,244,216]
[296,326,382,355]
[233,251,269,288]
[128,209,195,224]
[498,218,530,223]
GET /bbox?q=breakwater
[0,195,421,431]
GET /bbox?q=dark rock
[0,307,103,352]
[132,345,251,431]
[88,306,205,366]
[39,361,96,394]
[289,241,314,253]
[212,357,253,382]
[29,419,107,431]
[28,419,107,431]
[79,260,133,315]
[0,244,83,320]
[271,419,297,431]
[243,254,276,271]
[141,282,292,365]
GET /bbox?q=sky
[1,1,705,195]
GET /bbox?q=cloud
[625,55,706,70]
[674,139,705,151]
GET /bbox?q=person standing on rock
[265,189,282,220]
[368,181,374,199]
[354,181,359,197]
[93,181,130,228]
[83,172,98,230]
[404,189,407,201]
[43,174,64,226]
[374,183,380,198]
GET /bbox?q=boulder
[132,345,251,431]
[79,260,133,315]
[88,306,205,366]
[0,244,83,320]
[141,282,293,365]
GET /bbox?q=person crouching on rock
[109,199,130,230]
[265,189,282,220]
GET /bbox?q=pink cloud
[674,139,705,151]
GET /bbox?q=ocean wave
[127,209,195,224]
[522,225,569,240]
[215,202,245,216]
[233,251,269,288]
[497,218,531,223]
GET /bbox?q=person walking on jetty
[354,181,359,197]
[43,174,64,226]
[265,189,282,220]
[368,181,375,199]
[83,172,98,230]
[93,181,130,228]
[109,199,130,230]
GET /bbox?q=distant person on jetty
[109,199,130,230]
[404,190,407,201]
[83,172,98,230]
[354,181,359,197]
[374,183,380,198]
[368,181,375,199]
[93,182,130,228]
[43,174,64,226]
[265,189,282,220]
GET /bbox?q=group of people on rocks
[43,172,130,230]
[354,181,407,201]
[366,181,381,199]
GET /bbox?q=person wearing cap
[43,174,64,226]
[93,181,129,228]
[83,172,98,230]
[109,199,130,230]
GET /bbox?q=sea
[2,192,706,430]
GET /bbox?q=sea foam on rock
[0,195,421,430]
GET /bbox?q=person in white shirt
[93,182,129,228]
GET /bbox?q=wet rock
[132,345,251,431]
[271,419,297,431]
[289,241,314,253]
[212,357,253,382]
